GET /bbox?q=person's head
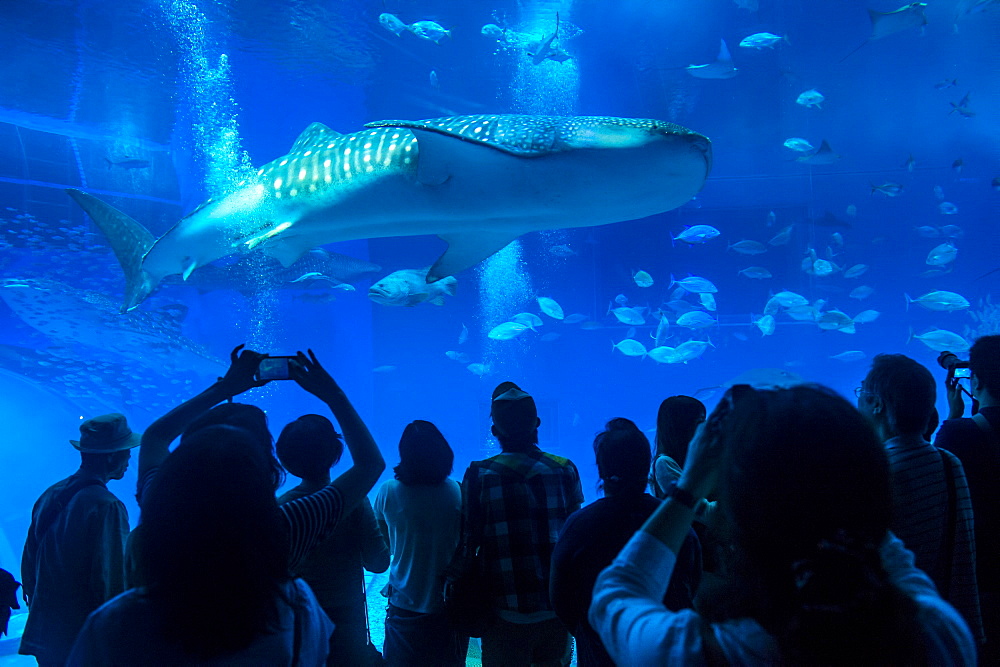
[716,384,922,663]
[490,382,540,452]
[394,420,454,485]
[142,425,288,657]
[183,403,284,490]
[275,414,342,482]
[654,396,706,466]
[858,354,936,439]
[593,418,651,497]
[71,413,140,480]
[970,335,1000,404]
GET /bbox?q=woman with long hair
[69,426,333,663]
[373,420,467,666]
[591,384,976,664]
[649,396,705,499]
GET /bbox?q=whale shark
[67,114,712,312]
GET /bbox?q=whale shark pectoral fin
[288,122,343,154]
[65,189,156,312]
[262,235,321,268]
[429,231,521,281]
[409,128,462,186]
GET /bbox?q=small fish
[686,39,739,79]
[739,32,786,49]
[950,92,975,118]
[368,270,457,307]
[952,158,964,175]
[648,346,679,364]
[537,296,565,320]
[672,275,718,294]
[903,154,917,172]
[817,310,855,333]
[926,242,958,266]
[796,140,840,165]
[459,323,469,344]
[830,232,844,247]
[613,339,648,357]
[633,270,654,288]
[753,313,776,336]
[938,202,959,215]
[379,12,409,36]
[699,293,717,311]
[429,70,440,88]
[853,309,881,324]
[373,365,397,373]
[871,182,904,197]
[910,328,970,353]
[609,306,646,326]
[811,259,835,277]
[783,138,815,154]
[844,263,869,279]
[766,210,777,227]
[512,312,544,330]
[850,285,874,300]
[488,322,530,340]
[614,294,629,306]
[771,291,809,308]
[915,225,940,238]
[796,89,824,109]
[933,185,945,201]
[527,12,572,65]
[445,350,473,363]
[408,20,452,43]
[674,339,713,362]
[935,78,958,90]
[105,157,151,170]
[768,226,793,246]
[653,314,670,347]
[549,244,577,257]
[905,290,970,311]
[562,313,588,324]
[846,204,857,217]
[831,351,866,362]
[467,363,489,377]
[673,224,721,245]
[739,266,772,280]
[940,224,964,238]
[677,311,717,329]
[728,240,768,255]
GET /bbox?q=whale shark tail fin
[65,189,157,312]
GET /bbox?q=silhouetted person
[375,420,467,666]
[449,382,583,666]
[551,418,701,666]
[936,335,1000,661]
[0,568,20,637]
[649,396,705,499]
[277,414,389,665]
[20,413,139,666]
[591,385,976,664]
[69,425,334,663]
[858,353,983,643]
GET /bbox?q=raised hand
[289,349,342,401]
[218,344,270,395]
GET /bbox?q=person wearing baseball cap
[19,413,139,666]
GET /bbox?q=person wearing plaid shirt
[456,382,584,666]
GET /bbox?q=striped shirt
[137,467,343,571]
[884,437,983,642]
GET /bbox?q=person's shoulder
[538,449,578,470]
[936,417,982,453]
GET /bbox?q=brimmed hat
[70,413,142,453]
[491,383,538,436]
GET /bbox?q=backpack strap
[33,477,104,542]
[937,450,958,599]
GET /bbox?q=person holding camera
[589,384,976,665]
[936,335,1000,662]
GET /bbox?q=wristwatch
[666,482,698,510]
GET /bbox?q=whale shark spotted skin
[68,114,712,312]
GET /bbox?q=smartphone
[256,356,297,381]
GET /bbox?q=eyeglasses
[854,386,872,398]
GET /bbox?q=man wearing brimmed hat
[19,413,139,666]
[448,382,583,666]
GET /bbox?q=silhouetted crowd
[7,335,1000,666]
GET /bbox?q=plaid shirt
[458,447,584,615]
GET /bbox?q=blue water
[0,0,997,658]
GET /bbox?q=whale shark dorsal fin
[289,122,342,154]
[717,39,732,62]
[429,230,521,281]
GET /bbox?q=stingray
[795,140,841,165]
[686,40,739,79]
[840,2,928,62]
